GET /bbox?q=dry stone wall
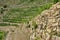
[29,2,60,40]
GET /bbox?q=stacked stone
[30,2,60,40]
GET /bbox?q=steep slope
[0,0,60,40]
[29,2,60,40]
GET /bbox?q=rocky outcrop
[30,2,60,40]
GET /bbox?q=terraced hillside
[0,0,54,23]
[0,0,53,40]
[0,0,60,40]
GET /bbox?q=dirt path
[0,24,30,40]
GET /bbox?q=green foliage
[39,3,52,13]
[3,3,52,23]
[3,5,7,8]
[54,0,59,4]
[32,21,38,29]
[0,23,18,26]
[0,31,6,40]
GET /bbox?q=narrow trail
[5,27,30,40]
[0,24,30,40]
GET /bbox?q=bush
[3,5,7,8]
[32,21,38,29]
[54,0,59,4]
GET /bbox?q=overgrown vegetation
[1,0,60,23]
[54,0,59,4]
[3,3,52,23]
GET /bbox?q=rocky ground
[0,2,60,40]
[0,23,31,40]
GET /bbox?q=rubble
[30,2,60,40]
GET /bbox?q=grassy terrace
[0,23,18,26]
[3,3,52,23]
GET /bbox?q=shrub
[0,31,6,40]
[32,21,38,29]
[3,5,7,8]
[54,0,59,4]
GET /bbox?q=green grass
[1,0,53,6]
[0,23,18,26]
[3,3,52,23]
[0,31,7,40]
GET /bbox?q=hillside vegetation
[0,0,60,40]
[0,0,60,24]
[0,0,54,23]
